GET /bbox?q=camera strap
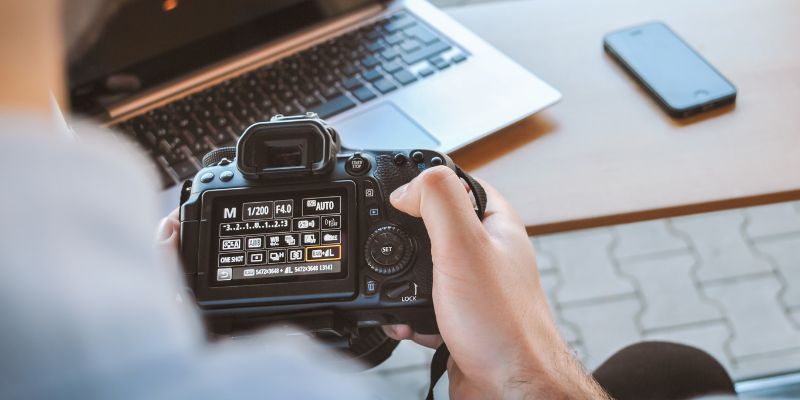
[424,167,485,399]
[425,343,450,400]
[454,166,488,219]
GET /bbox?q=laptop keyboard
[112,11,469,188]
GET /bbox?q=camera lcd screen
[209,188,348,286]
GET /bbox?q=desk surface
[445,0,800,234]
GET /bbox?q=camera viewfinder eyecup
[236,113,340,180]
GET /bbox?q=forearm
[500,326,610,400]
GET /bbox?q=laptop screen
[68,0,380,116]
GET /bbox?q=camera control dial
[364,226,414,275]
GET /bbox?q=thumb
[389,166,488,259]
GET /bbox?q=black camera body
[180,114,483,346]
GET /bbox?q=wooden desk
[445,0,800,234]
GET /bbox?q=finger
[156,208,181,247]
[473,178,527,240]
[382,324,444,349]
[389,166,488,253]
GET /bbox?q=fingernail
[391,183,409,200]
[156,218,174,242]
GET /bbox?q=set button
[364,226,414,275]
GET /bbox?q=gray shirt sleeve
[0,116,379,400]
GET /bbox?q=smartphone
[603,21,736,118]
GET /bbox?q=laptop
[69,0,561,193]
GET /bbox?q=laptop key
[403,25,439,45]
[393,69,418,86]
[362,68,383,82]
[400,40,421,53]
[300,94,322,108]
[430,56,451,70]
[380,47,399,60]
[340,64,358,77]
[384,33,404,45]
[365,28,382,40]
[372,78,397,94]
[172,159,199,180]
[381,60,403,73]
[384,14,416,33]
[320,86,342,100]
[418,67,435,77]
[451,53,468,64]
[342,77,363,90]
[352,86,377,103]
[365,40,385,52]
[310,95,356,118]
[400,40,451,65]
[158,165,176,187]
[361,56,381,68]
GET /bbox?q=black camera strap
[424,167,485,399]
[426,343,450,400]
[455,166,488,220]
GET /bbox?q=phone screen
[604,22,736,116]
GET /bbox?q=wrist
[488,317,607,399]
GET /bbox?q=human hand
[383,166,607,399]
[156,207,180,250]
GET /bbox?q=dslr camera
[179,113,485,364]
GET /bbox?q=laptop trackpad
[335,103,439,150]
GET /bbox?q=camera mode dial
[364,226,414,275]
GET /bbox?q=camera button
[365,277,378,295]
[220,170,234,182]
[200,172,214,183]
[363,181,377,200]
[385,282,413,300]
[365,226,413,274]
[430,156,443,167]
[393,153,408,165]
[346,153,370,175]
[411,151,424,163]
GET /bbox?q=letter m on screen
[223,207,237,219]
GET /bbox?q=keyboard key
[210,130,233,146]
[366,40,385,52]
[172,160,199,180]
[361,56,381,68]
[362,68,383,82]
[300,94,322,108]
[381,60,403,73]
[340,64,358,77]
[451,53,468,64]
[380,47,399,60]
[352,86,377,103]
[392,69,417,86]
[372,78,397,94]
[320,86,342,100]
[419,67,435,77]
[404,25,439,45]
[384,33,404,45]
[430,56,451,70]
[400,40,451,65]
[400,40,421,53]
[311,95,356,118]
[157,164,176,187]
[384,14,416,33]
[365,28,382,40]
[342,77,363,90]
